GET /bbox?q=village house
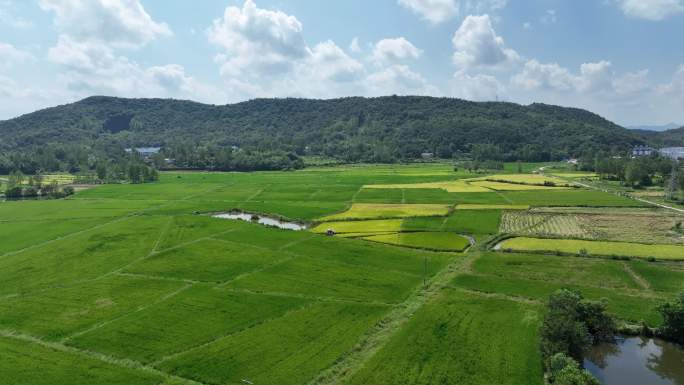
[631,145,654,157]
[125,147,162,158]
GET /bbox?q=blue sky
[1,0,683,126]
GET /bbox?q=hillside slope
[0,96,651,160]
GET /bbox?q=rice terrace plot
[2,163,684,385]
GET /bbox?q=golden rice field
[499,237,684,260]
[363,180,491,193]
[320,203,451,220]
[311,219,403,234]
[472,174,567,184]
[468,180,571,191]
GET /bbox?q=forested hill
[635,127,684,147]
[0,95,657,161]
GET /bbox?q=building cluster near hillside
[632,145,684,160]
[125,147,161,157]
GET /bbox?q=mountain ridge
[2,95,681,160]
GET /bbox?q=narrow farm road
[538,167,684,214]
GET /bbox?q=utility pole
[666,162,678,201]
[423,255,427,288]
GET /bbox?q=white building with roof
[659,147,684,160]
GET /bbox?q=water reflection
[212,212,306,231]
[585,336,684,385]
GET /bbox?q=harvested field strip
[500,212,593,239]
[499,237,684,260]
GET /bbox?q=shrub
[5,186,23,198]
[548,353,600,385]
[23,186,38,197]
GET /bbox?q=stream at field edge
[212,211,306,231]
[584,336,684,385]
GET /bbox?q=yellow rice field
[363,180,491,193]
[320,203,452,220]
[311,219,403,234]
[499,237,684,260]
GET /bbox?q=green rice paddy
[364,232,471,251]
[2,162,682,384]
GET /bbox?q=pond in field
[584,336,684,385]
[212,211,306,231]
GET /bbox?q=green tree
[658,292,684,344]
[471,143,502,162]
[625,161,651,187]
[8,170,24,188]
[540,289,616,365]
[541,290,593,363]
[96,162,107,180]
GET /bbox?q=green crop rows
[2,163,682,384]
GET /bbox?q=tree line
[1,144,159,199]
[153,143,304,172]
[579,152,684,201]
[3,171,76,199]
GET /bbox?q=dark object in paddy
[250,214,260,221]
[326,229,336,236]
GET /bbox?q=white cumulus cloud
[207,0,308,78]
[39,0,171,49]
[367,65,440,96]
[398,0,459,24]
[398,0,508,24]
[614,0,684,21]
[372,37,422,64]
[511,59,652,99]
[451,70,503,101]
[511,59,577,91]
[452,14,520,69]
[38,0,227,104]
[0,42,33,68]
[207,1,436,100]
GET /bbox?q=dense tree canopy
[0,96,672,163]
